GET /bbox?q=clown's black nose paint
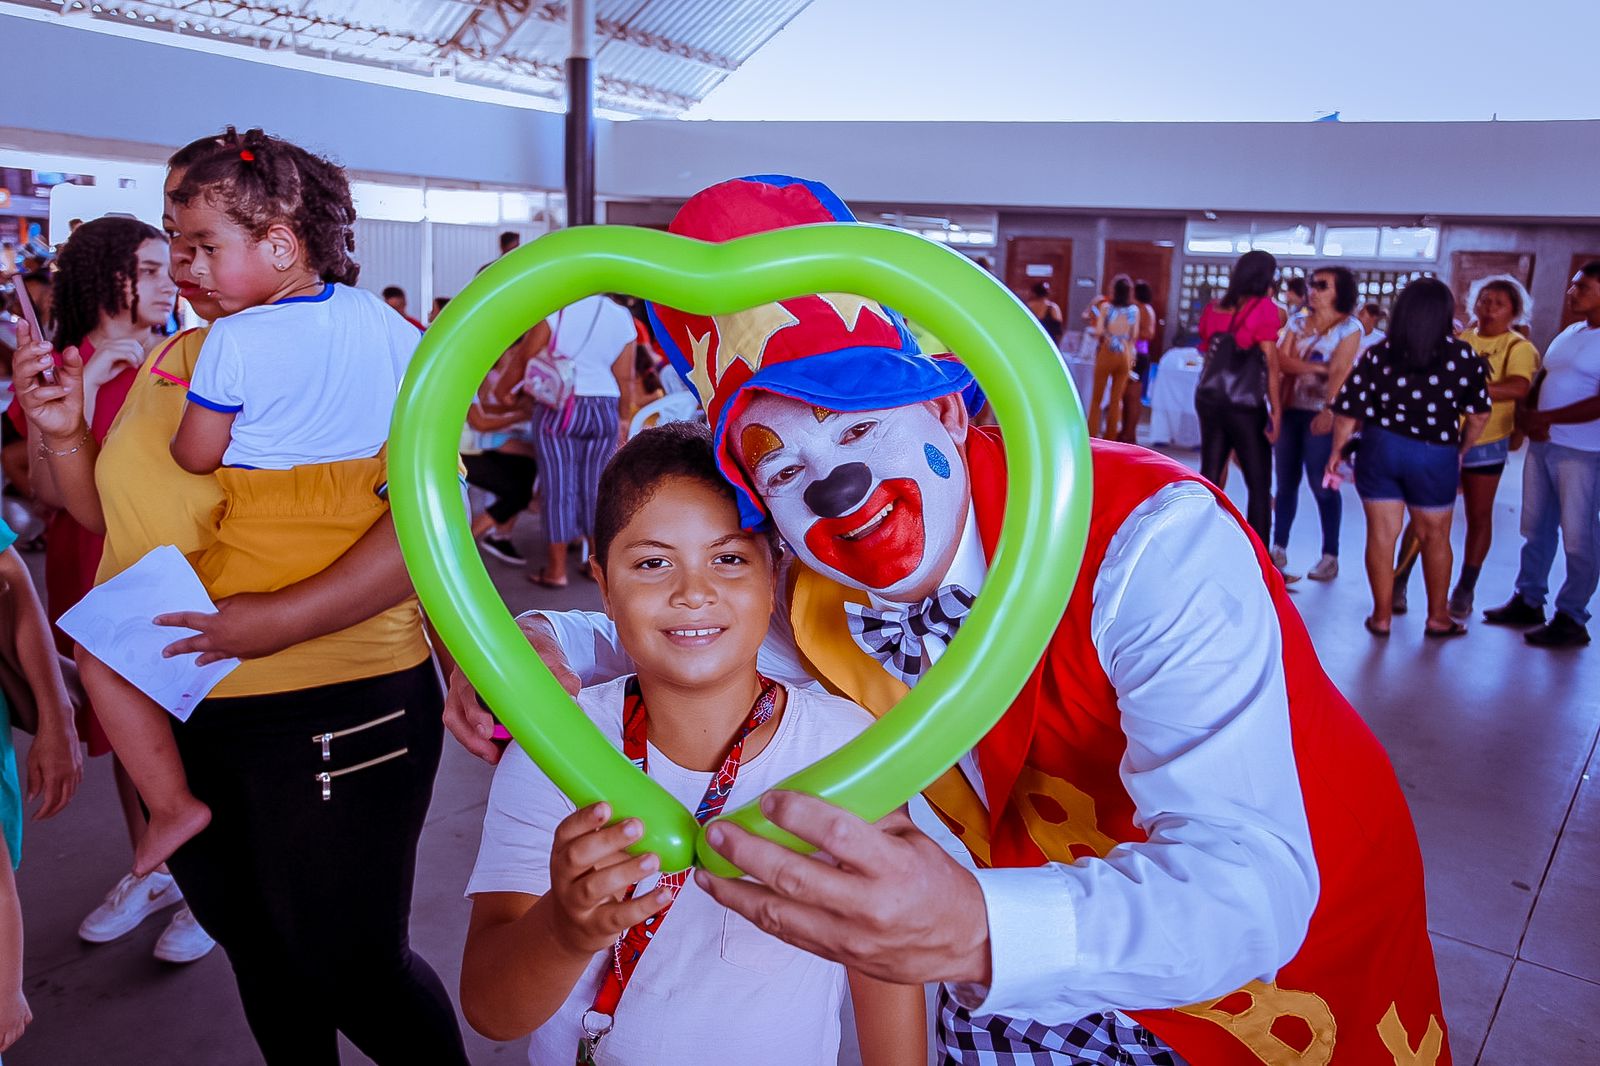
[804,462,872,518]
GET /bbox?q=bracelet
[37,430,91,458]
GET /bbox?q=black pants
[167,661,469,1066]
[1197,399,1273,546]
[463,449,538,525]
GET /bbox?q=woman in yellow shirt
[1449,277,1539,617]
[13,137,466,1063]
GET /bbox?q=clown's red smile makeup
[803,478,925,589]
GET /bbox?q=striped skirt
[532,395,619,544]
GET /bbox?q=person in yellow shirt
[1450,277,1539,616]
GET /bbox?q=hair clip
[239,149,256,163]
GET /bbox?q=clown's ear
[928,393,970,446]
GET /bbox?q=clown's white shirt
[530,481,1319,1024]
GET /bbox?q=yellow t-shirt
[1458,328,1540,446]
[95,329,428,697]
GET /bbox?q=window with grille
[1184,221,1439,261]
[1178,262,1431,327]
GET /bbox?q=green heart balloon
[388,222,1091,876]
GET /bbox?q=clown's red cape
[790,428,1448,1066]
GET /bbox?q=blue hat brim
[712,347,980,529]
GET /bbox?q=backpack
[522,303,602,426]
[1196,299,1269,408]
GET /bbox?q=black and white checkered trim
[938,989,1184,1066]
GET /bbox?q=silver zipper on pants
[312,709,406,762]
[315,748,409,801]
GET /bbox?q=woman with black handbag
[1195,250,1284,546]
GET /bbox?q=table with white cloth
[1065,356,1099,419]
[1147,346,1204,449]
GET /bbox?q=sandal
[527,570,569,589]
[1363,617,1390,638]
[1424,621,1468,639]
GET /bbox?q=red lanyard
[577,675,778,1064]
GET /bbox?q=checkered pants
[939,990,1184,1066]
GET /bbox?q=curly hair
[170,127,359,286]
[51,216,166,352]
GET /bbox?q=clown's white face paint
[732,392,970,603]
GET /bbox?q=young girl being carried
[461,421,926,1066]
[75,128,421,876]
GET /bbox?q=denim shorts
[1355,425,1460,509]
[1461,436,1510,470]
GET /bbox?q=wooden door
[1102,240,1174,357]
[1005,236,1073,321]
[1558,252,1600,332]
[1450,250,1534,321]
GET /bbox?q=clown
[445,176,1448,1066]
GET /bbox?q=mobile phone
[9,273,55,385]
[476,691,514,751]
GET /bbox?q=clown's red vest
[788,430,1448,1066]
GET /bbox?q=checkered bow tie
[843,584,976,686]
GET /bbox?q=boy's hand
[0,988,31,1052]
[442,615,580,765]
[547,803,670,957]
[25,703,82,820]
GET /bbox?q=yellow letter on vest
[1378,1003,1443,1066]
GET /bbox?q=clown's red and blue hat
[646,174,977,528]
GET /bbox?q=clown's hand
[694,792,992,987]
[441,614,580,764]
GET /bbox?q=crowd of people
[0,128,1592,1066]
[1120,246,1600,648]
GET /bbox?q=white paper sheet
[57,545,239,721]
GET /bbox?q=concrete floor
[7,442,1599,1065]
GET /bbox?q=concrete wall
[608,118,1600,222]
[1,14,565,189]
[1437,223,1600,348]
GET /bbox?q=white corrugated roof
[10,0,814,116]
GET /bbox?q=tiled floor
[7,442,1598,1065]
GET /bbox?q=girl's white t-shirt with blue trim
[187,283,419,469]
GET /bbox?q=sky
[688,0,1598,122]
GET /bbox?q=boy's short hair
[593,421,778,571]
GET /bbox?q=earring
[274,261,290,272]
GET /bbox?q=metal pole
[565,0,595,227]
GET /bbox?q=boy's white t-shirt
[188,283,419,468]
[467,676,875,1066]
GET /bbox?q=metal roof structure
[8,0,815,116]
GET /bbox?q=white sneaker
[153,905,216,964]
[78,871,183,944]
[1307,554,1339,581]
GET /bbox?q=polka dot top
[1331,337,1492,447]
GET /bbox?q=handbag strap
[551,300,604,361]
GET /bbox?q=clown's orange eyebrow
[740,422,785,470]
[811,405,833,423]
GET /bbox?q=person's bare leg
[74,647,210,877]
[1460,470,1500,570]
[111,757,148,851]
[541,540,569,586]
[1362,500,1405,629]
[470,511,495,538]
[1411,507,1456,631]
